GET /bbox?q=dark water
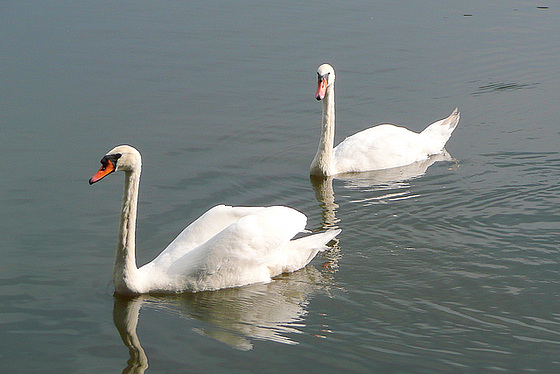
[1,1,559,372]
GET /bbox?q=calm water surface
[1,0,559,373]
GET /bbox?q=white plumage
[90,145,340,294]
[310,63,460,176]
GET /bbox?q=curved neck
[114,169,141,294]
[310,84,335,176]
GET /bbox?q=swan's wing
[166,206,310,291]
[333,124,426,172]
[148,205,267,268]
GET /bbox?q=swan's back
[137,206,339,293]
[332,109,460,174]
[332,124,425,173]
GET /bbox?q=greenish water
[1,1,559,372]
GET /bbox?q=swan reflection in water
[112,154,454,372]
[311,151,457,228]
[310,151,457,273]
[113,265,338,372]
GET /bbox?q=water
[1,0,559,372]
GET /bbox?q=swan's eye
[318,72,329,84]
[100,153,122,170]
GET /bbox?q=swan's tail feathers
[420,108,460,149]
[271,229,341,275]
[315,228,341,248]
[301,228,341,251]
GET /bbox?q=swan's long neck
[114,169,141,294]
[310,84,335,176]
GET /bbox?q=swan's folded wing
[333,125,425,172]
[166,206,308,291]
[149,205,267,268]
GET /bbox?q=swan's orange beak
[316,77,327,101]
[89,160,115,185]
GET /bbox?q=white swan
[89,145,340,295]
[310,63,460,177]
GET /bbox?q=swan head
[89,145,142,184]
[316,63,335,101]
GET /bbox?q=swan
[89,145,340,295]
[310,63,460,177]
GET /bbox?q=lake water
[1,0,559,372]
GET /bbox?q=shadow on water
[113,266,339,372]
